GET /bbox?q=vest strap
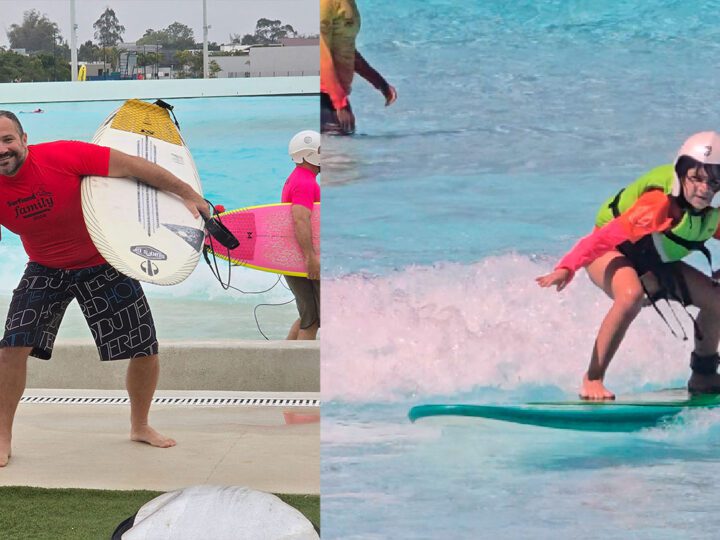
[663,230,713,270]
[608,189,624,218]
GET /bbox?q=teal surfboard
[408,390,720,432]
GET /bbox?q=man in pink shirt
[0,110,209,467]
[282,131,321,340]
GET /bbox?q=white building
[219,43,250,53]
[214,39,318,78]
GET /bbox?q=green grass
[0,486,320,539]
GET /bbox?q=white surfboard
[81,99,204,285]
[119,485,319,540]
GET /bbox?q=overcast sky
[0,0,318,48]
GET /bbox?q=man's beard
[0,151,23,176]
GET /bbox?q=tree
[36,51,71,81]
[78,40,100,62]
[174,50,220,78]
[7,10,62,53]
[137,51,161,76]
[0,49,70,82]
[136,28,164,46]
[137,22,195,50]
[165,22,196,49]
[209,59,221,78]
[234,33,258,46]
[93,8,125,47]
[94,8,124,76]
[232,18,298,46]
[256,18,297,43]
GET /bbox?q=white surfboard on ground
[82,99,204,285]
[119,485,319,540]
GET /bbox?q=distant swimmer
[19,109,44,114]
[537,132,720,401]
[320,0,397,135]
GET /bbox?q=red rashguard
[0,141,110,269]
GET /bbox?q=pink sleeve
[555,218,632,281]
[555,191,674,283]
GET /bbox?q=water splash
[323,254,691,402]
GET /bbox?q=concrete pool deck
[0,389,320,494]
[1,341,320,494]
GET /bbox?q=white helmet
[672,131,720,196]
[289,130,320,166]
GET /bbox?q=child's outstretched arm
[536,190,672,290]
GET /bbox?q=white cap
[672,131,720,196]
[289,130,320,166]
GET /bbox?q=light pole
[70,0,78,80]
[52,28,57,81]
[203,0,209,78]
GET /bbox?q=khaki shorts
[285,276,320,329]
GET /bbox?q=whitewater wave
[322,253,692,402]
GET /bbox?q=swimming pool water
[0,95,317,340]
[322,1,720,537]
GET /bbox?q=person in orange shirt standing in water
[537,132,720,400]
[321,0,398,135]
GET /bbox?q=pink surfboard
[204,202,320,277]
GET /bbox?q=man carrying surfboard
[537,132,720,401]
[283,130,321,340]
[0,111,209,467]
[321,0,397,135]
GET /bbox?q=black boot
[690,352,720,375]
[688,352,720,395]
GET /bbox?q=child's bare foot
[580,374,615,400]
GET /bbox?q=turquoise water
[322,1,720,537]
[0,96,317,340]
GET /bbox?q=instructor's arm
[291,205,320,281]
[107,149,209,218]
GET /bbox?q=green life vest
[595,164,720,263]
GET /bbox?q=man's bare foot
[131,425,176,448]
[688,372,720,395]
[0,439,11,467]
[580,374,615,400]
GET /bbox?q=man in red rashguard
[0,111,209,467]
[282,130,321,340]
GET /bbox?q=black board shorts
[285,275,320,329]
[1,262,159,360]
